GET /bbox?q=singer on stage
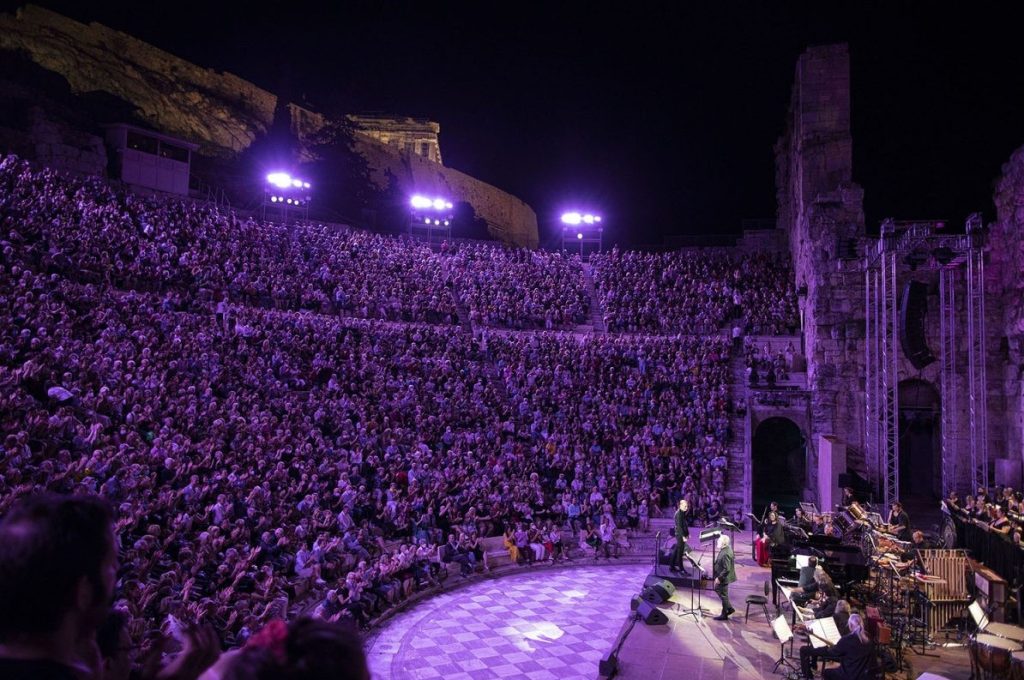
[712,534,737,620]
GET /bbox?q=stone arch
[752,416,807,514]
[898,378,941,500]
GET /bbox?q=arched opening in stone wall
[753,417,806,514]
[898,379,941,500]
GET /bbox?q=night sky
[7,2,1024,247]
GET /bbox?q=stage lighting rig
[263,172,311,221]
[561,211,603,256]
[408,194,454,243]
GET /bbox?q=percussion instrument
[918,549,971,633]
[986,624,1024,645]
[971,634,1022,678]
[1010,650,1024,680]
[849,502,868,522]
[976,564,1010,623]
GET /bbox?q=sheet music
[794,605,815,622]
[778,582,794,601]
[969,600,989,630]
[777,580,813,622]
[772,615,793,645]
[807,617,841,648]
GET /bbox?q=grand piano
[770,532,871,606]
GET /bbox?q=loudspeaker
[637,599,668,625]
[899,280,936,369]
[598,651,618,677]
[641,577,676,604]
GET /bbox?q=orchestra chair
[745,580,771,623]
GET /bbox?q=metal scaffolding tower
[863,215,988,512]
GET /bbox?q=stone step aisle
[725,352,751,518]
[581,262,607,333]
[447,282,474,334]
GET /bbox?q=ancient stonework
[991,147,1024,470]
[777,44,1018,502]
[0,4,538,247]
[776,44,868,497]
[349,114,443,164]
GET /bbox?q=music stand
[746,512,762,560]
[676,553,709,621]
[771,615,799,675]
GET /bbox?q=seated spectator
[0,494,119,680]
[223,617,369,680]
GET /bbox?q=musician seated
[900,531,931,560]
[794,507,814,533]
[887,502,911,542]
[812,613,876,680]
[840,487,857,508]
[791,557,819,606]
[798,599,851,680]
[809,580,839,619]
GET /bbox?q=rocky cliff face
[0,4,538,247]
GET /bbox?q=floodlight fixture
[561,212,582,225]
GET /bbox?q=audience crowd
[591,247,799,335]
[0,155,805,675]
[443,241,589,329]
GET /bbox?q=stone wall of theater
[775,43,1016,502]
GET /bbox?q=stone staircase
[724,413,747,516]
[448,283,474,333]
[726,353,750,518]
[581,263,607,333]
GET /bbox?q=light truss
[863,215,986,512]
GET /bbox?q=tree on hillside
[307,117,380,225]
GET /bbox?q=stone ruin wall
[0,4,538,247]
[778,43,1017,502]
[777,43,868,498]
[991,148,1024,479]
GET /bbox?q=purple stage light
[577,232,583,239]
[561,212,582,225]
[267,172,292,188]
[410,195,432,209]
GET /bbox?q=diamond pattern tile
[366,564,648,680]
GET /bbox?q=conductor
[712,534,737,620]
[671,499,690,572]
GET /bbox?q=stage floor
[365,561,650,679]
[365,528,976,679]
[612,530,974,680]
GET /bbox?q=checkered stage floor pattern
[366,563,650,680]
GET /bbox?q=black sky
[8,2,1024,247]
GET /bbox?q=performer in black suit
[671,499,690,572]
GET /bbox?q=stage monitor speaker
[641,577,676,604]
[599,651,618,677]
[636,599,668,625]
[900,280,936,369]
